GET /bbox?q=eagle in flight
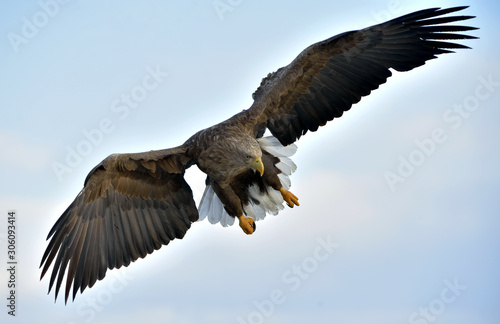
[41,6,477,303]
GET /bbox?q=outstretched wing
[248,6,478,145]
[40,146,198,303]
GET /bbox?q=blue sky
[1,0,499,323]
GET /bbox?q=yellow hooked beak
[249,157,264,176]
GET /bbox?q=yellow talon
[238,215,255,235]
[280,188,299,208]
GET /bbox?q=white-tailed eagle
[40,6,477,303]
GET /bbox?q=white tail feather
[278,173,291,190]
[198,185,212,221]
[197,136,297,226]
[258,136,297,158]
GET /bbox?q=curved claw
[238,216,255,235]
[279,188,299,208]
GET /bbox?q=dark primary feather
[249,6,478,145]
[40,147,198,303]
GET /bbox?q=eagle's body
[185,111,289,225]
[186,111,259,183]
[40,6,477,303]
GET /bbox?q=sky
[1,0,499,323]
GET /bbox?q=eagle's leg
[238,216,255,235]
[258,153,299,208]
[210,181,255,235]
[280,187,299,208]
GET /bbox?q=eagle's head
[238,137,264,176]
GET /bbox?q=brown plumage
[40,6,477,303]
